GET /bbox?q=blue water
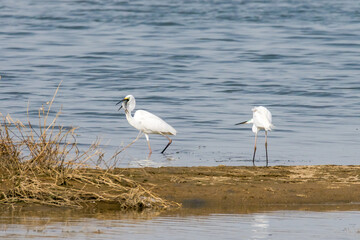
[1,0,360,166]
[1,210,359,239]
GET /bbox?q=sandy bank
[1,165,360,213]
[116,165,360,212]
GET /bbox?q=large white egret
[117,95,176,156]
[236,106,274,166]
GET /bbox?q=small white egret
[117,95,176,156]
[236,106,274,166]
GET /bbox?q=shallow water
[0,208,359,239]
[1,1,360,166]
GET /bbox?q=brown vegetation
[0,84,178,210]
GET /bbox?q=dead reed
[0,83,179,210]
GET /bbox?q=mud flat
[1,165,360,214]
[117,165,360,213]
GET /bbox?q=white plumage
[236,106,274,166]
[251,106,274,133]
[132,110,176,135]
[117,95,176,156]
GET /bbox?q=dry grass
[0,83,179,210]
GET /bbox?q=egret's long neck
[125,109,138,129]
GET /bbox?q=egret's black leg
[265,131,268,167]
[252,133,258,166]
[161,135,173,154]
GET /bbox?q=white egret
[236,106,274,166]
[117,95,176,156]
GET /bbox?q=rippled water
[1,0,360,166]
[0,209,359,239]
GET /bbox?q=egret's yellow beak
[116,97,129,111]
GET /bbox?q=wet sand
[1,165,360,214]
[117,165,360,213]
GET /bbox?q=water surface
[0,208,359,239]
[1,0,359,166]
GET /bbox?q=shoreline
[116,165,360,212]
[1,165,359,213]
